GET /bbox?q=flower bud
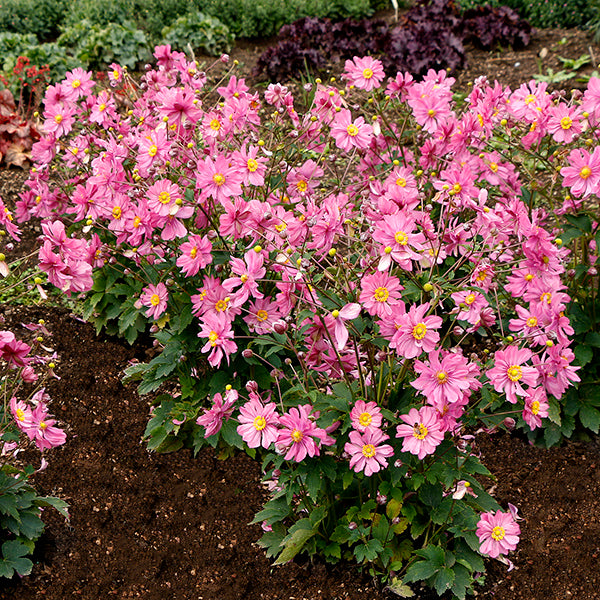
[242,349,254,358]
[245,380,258,393]
[503,417,516,430]
[273,320,288,334]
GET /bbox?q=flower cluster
[16,49,596,592]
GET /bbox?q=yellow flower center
[54,114,63,124]
[150,294,161,306]
[362,444,376,458]
[190,247,197,258]
[291,429,303,443]
[240,274,249,283]
[412,323,427,340]
[213,173,225,186]
[373,287,389,302]
[362,68,373,79]
[133,216,141,228]
[112,206,122,219]
[347,124,359,137]
[72,79,81,88]
[148,144,158,157]
[580,166,592,179]
[210,118,221,131]
[99,103,106,112]
[112,69,120,80]
[215,298,229,312]
[358,412,372,427]
[427,109,436,117]
[413,423,428,440]
[158,191,171,204]
[275,222,287,232]
[540,292,552,304]
[526,317,538,328]
[437,371,447,383]
[453,183,462,193]
[208,331,218,345]
[253,415,267,431]
[507,365,522,382]
[247,158,258,172]
[39,421,47,430]
[525,94,536,105]
[465,293,476,305]
[489,162,498,172]
[560,116,573,130]
[491,526,505,541]
[396,177,407,187]
[394,230,408,245]
[256,309,268,322]
[297,180,308,192]
[16,408,25,421]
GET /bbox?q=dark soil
[1,21,600,600]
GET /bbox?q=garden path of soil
[1,22,600,600]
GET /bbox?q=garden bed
[1,21,600,600]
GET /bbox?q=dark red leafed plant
[253,0,532,82]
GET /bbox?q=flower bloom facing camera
[476,510,521,559]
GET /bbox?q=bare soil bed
[1,21,600,600]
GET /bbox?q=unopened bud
[273,320,288,334]
[242,349,254,358]
[503,417,516,430]
[246,380,258,393]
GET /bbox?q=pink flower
[236,394,279,449]
[27,401,67,451]
[198,312,237,368]
[176,234,213,277]
[140,283,169,320]
[411,350,478,407]
[350,400,382,433]
[344,429,394,476]
[487,346,538,404]
[222,249,266,306]
[451,290,489,327]
[522,387,549,430]
[276,405,327,462]
[330,109,373,152]
[392,302,442,359]
[10,397,33,431]
[196,390,237,437]
[396,406,444,460]
[196,154,243,203]
[344,56,385,91]
[147,179,182,217]
[561,147,600,198]
[359,272,403,318]
[330,303,361,350]
[476,510,520,558]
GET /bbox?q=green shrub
[161,11,234,56]
[0,0,67,41]
[199,0,377,39]
[0,33,78,87]
[58,20,151,71]
[456,0,600,28]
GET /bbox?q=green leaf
[585,332,600,348]
[386,579,415,597]
[451,564,472,600]
[579,405,600,433]
[565,213,592,232]
[305,469,322,499]
[547,396,562,426]
[35,496,69,520]
[273,519,316,565]
[574,343,593,366]
[434,567,455,595]
[251,496,290,526]
[354,538,383,563]
[0,495,19,520]
[404,559,438,582]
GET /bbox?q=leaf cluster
[254,0,532,82]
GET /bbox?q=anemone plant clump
[13,46,599,597]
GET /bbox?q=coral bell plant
[16,47,598,597]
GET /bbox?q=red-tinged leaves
[254,0,531,82]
